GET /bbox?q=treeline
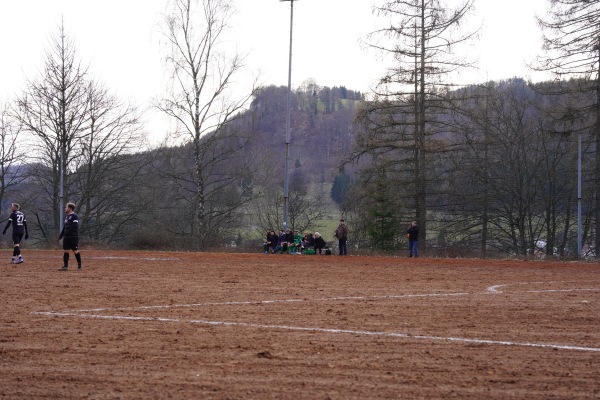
[0,78,361,250]
[2,0,598,258]
[2,75,597,257]
[4,76,595,258]
[342,78,596,258]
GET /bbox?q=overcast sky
[0,0,549,143]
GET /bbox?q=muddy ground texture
[1,250,599,399]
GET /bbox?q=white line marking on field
[86,256,181,261]
[486,282,551,293]
[33,310,600,353]
[32,282,600,354]
[527,289,600,293]
[486,284,506,293]
[486,281,600,293]
[51,292,470,313]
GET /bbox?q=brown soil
[1,250,599,399]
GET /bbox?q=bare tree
[14,23,89,234]
[70,80,150,243]
[158,0,256,246]
[352,0,477,252]
[0,103,27,220]
[536,0,600,254]
[14,23,151,244]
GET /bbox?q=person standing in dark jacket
[334,218,349,255]
[407,221,419,257]
[58,202,82,271]
[3,203,29,264]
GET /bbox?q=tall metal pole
[578,131,582,258]
[281,0,295,231]
[59,145,64,232]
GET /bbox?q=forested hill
[239,84,364,181]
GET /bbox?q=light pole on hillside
[280,0,296,231]
[577,131,582,257]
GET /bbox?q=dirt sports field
[1,250,600,399]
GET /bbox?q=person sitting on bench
[313,232,327,255]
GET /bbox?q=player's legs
[60,252,69,270]
[11,244,19,263]
[59,237,81,270]
[11,233,23,264]
[74,250,82,270]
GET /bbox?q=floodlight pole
[59,144,64,232]
[281,0,295,231]
[577,131,582,258]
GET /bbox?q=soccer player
[58,202,82,271]
[2,203,29,264]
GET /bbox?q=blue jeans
[409,240,418,257]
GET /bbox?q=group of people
[263,218,350,256]
[263,228,329,255]
[263,219,419,257]
[2,202,83,270]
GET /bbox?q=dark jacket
[314,236,326,249]
[277,232,286,245]
[407,225,419,242]
[334,223,348,240]
[303,234,314,247]
[266,232,278,245]
[284,231,294,243]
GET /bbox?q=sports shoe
[77,265,82,270]
[58,266,68,271]
[16,257,23,264]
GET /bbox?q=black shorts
[62,236,79,251]
[12,232,23,245]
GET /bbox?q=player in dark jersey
[58,202,82,271]
[2,203,29,264]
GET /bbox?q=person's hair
[67,202,76,211]
[314,232,320,237]
[11,203,20,210]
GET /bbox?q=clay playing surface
[1,250,599,398]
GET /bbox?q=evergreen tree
[331,169,351,205]
[367,167,398,251]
